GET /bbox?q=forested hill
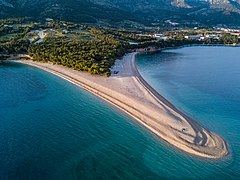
[0,0,137,23]
[1,0,240,26]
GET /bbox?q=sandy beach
[17,53,228,159]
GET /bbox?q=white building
[46,18,54,22]
[184,35,202,40]
[153,34,168,40]
[205,35,219,40]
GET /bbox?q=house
[153,34,168,40]
[46,18,54,22]
[184,35,202,40]
[63,30,69,34]
[205,35,219,40]
[129,42,139,45]
[165,20,179,26]
[230,32,240,36]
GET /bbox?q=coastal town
[137,27,240,44]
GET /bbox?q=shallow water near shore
[0,46,239,179]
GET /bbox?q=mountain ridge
[1,0,240,26]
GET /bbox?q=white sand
[17,53,228,159]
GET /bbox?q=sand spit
[17,53,228,159]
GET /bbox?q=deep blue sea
[0,46,239,179]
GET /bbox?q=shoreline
[160,44,240,51]
[156,44,240,53]
[15,53,228,159]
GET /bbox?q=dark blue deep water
[0,46,239,179]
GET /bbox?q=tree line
[28,28,127,76]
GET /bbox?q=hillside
[0,0,139,23]
[1,0,240,26]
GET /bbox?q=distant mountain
[90,0,240,25]
[1,0,240,26]
[0,0,138,23]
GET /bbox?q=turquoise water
[0,46,239,180]
[136,46,240,179]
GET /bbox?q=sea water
[136,46,240,179]
[0,46,239,179]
